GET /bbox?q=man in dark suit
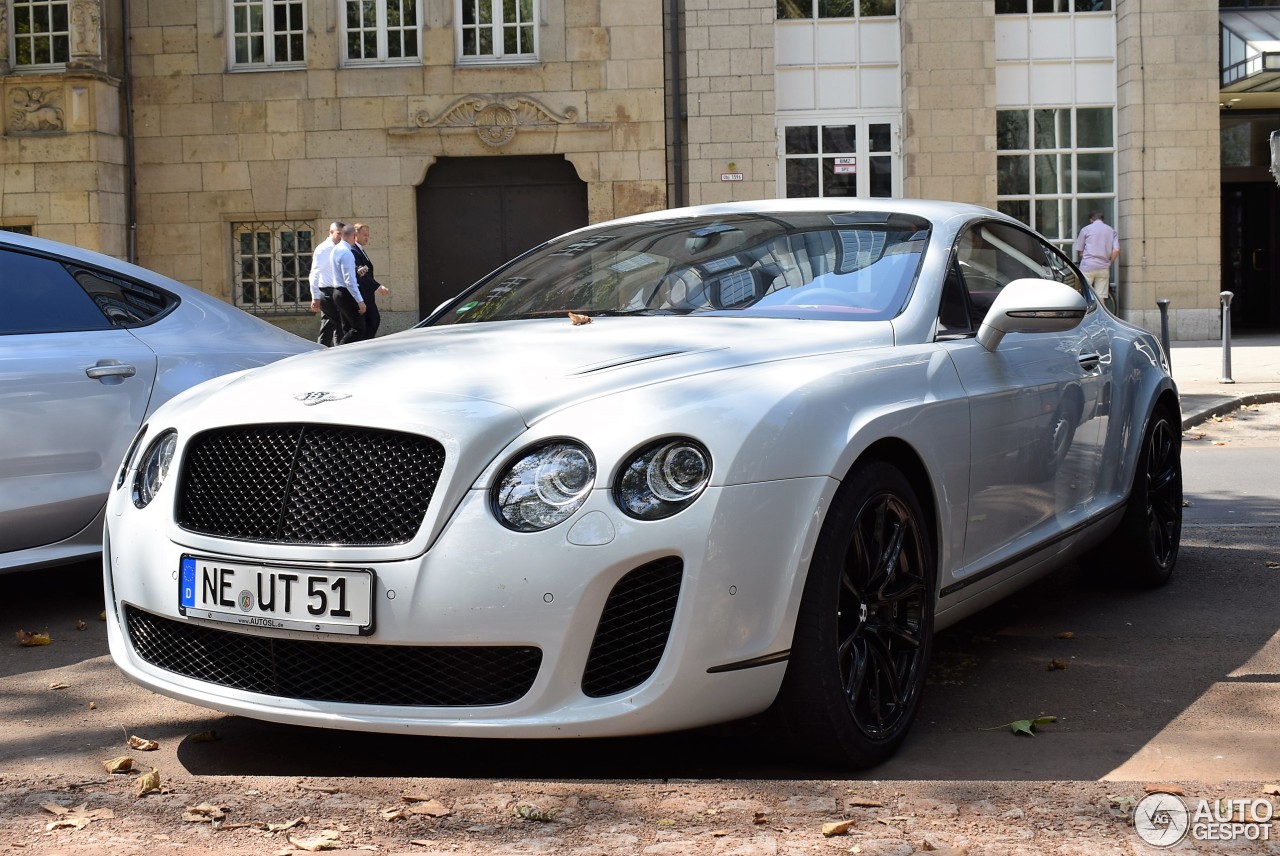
[352,223,389,339]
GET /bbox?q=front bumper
[104,476,834,738]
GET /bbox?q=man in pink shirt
[1073,211,1119,303]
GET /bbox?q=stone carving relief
[416,95,578,148]
[0,2,10,71]
[9,87,65,133]
[70,0,104,67]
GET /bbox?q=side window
[936,266,975,338]
[0,251,112,334]
[955,221,1069,318]
[0,250,175,335]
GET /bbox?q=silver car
[1,231,320,574]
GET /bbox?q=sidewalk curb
[1182,392,1280,430]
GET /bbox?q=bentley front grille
[176,423,444,546]
[581,557,683,698]
[125,606,541,707]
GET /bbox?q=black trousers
[317,289,344,347]
[333,288,367,345]
[360,286,381,339]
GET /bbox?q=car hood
[191,316,894,427]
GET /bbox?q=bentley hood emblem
[295,391,352,406]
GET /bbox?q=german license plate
[179,555,374,636]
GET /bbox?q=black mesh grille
[176,424,445,546]
[125,606,541,707]
[581,557,683,698]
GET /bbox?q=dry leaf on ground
[102,756,134,774]
[41,803,115,830]
[48,682,69,690]
[16,628,51,647]
[568,311,592,325]
[1048,658,1068,671]
[183,803,228,823]
[134,768,161,796]
[127,735,160,751]
[514,804,558,822]
[266,818,302,832]
[822,819,857,837]
[289,830,340,851]
[1144,784,1186,795]
[1055,631,1075,639]
[187,730,220,742]
[76,619,87,631]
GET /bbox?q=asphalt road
[2,420,1277,787]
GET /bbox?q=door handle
[86,360,137,380]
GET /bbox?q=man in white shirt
[1073,211,1119,304]
[331,223,367,344]
[309,221,346,347]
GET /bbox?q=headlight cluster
[491,436,711,531]
[116,425,149,489]
[132,430,178,508]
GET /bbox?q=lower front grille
[581,557,683,698]
[125,606,540,707]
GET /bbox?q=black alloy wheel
[775,460,936,768]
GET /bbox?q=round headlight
[493,440,596,532]
[615,438,711,520]
[116,424,148,490]
[132,430,177,508]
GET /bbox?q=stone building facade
[0,0,1244,339]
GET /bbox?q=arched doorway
[416,156,589,319]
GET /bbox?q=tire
[1099,403,1183,587]
[774,460,935,768]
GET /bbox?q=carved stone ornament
[70,0,103,64]
[9,86,65,133]
[416,95,578,148]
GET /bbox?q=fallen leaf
[1107,795,1137,818]
[822,819,857,837]
[405,799,451,817]
[48,682,69,690]
[514,804,558,822]
[134,768,161,797]
[1002,714,1057,736]
[183,803,228,823]
[128,735,160,751]
[266,818,302,832]
[568,311,592,325]
[1055,631,1074,640]
[1266,561,1280,570]
[99,611,106,621]
[846,796,884,808]
[711,829,731,836]
[656,818,676,827]
[75,619,87,631]
[188,730,220,743]
[88,702,97,710]
[1263,784,1280,796]
[41,803,114,831]
[102,756,134,774]
[16,628,51,647]
[1144,784,1186,796]
[1212,441,1227,446]
[299,784,339,794]
[752,812,769,824]
[1048,658,1068,671]
[380,807,409,821]
[289,831,340,852]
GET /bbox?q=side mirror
[976,278,1087,351]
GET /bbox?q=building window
[995,0,1111,12]
[996,107,1115,251]
[458,0,536,62]
[781,119,898,198]
[12,0,70,67]
[232,221,314,313]
[0,223,35,235]
[345,0,419,64]
[777,0,895,19]
[229,0,306,69]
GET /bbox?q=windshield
[427,211,932,326]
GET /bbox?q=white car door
[940,222,1107,578]
[0,249,159,554]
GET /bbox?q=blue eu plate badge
[180,556,196,608]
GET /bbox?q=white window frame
[456,0,538,65]
[342,0,421,67]
[227,0,307,71]
[777,114,902,199]
[232,220,316,314]
[995,105,1116,254]
[10,0,70,69]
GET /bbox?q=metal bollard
[1156,298,1171,367]
[1220,291,1235,384]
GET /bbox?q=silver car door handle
[86,361,138,380]
[1077,353,1102,372]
